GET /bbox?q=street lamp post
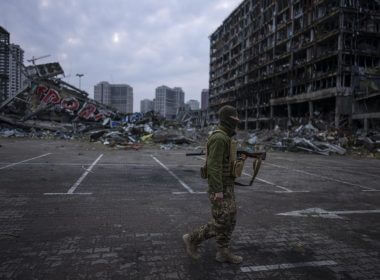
[76,73,84,90]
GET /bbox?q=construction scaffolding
[209,0,380,132]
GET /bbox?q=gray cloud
[1,0,241,111]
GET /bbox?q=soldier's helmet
[218,105,239,130]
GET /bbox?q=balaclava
[218,105,239,135]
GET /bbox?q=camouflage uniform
[189,125,237,249]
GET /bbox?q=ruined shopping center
[209,0,380,131]
[0,62,124,133]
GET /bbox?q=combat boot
[215,248,243,264]
[182,234,200,260]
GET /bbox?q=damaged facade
[209,0,380,132]
[0,62,124,135]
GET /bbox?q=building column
[308,101,313,121]
[256,95,260,130]
[287,104,292,118]
[287,103,292,127]
[364,118,368,134]
[245,99,248,131]
[270,106,274,130]
[335,97,340,129]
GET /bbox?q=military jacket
[206,125,234,193]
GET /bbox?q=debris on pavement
[1,62,378,157]
[0,62,204,150]
[237,121,380,157]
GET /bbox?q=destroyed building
[209,0,380,132]
[0,61,125,135]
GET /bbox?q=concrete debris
[247,134,258,145]
[1,62,378,156]
[239,120,379,157]
[160,144,177,150]
[0,128,26,138]
[0,62,205,150]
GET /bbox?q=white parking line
[67,154,103,194]
[44,193,92,196]
[241,260,337,273]
[0,153,51,170]
[172,191,207,195]
[0,162,201,168]
[44,154,103,196]
[151,155,195,194]
[265,162,378,192]
[242,171,295,193]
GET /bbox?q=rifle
[186,150,266,160]
[186,150,266,186]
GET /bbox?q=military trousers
[189,186,237,249]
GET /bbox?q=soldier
[183,105,244,264]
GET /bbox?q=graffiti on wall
[33,84,113,121]
[61,97,80,111]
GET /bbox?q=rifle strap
[234,158,262,187]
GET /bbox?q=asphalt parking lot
[0,138,379,280]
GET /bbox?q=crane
[27,54,51,65]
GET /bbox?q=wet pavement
[0,138,379,280]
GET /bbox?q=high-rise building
[209,1,380,129]
[94,82,111,105]
[8,44,24,98]
[155,85,177,119]
[173,87,185,109]
[140,99,154,113]
[94,82,133,113]
[111,84,133,114]
[0,26,10,103]
[187,99,200,110]
[201,89,209,110]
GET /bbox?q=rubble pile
[86,114,204,149]
[0,107,206,150]
[1,62,379,156]
[0,62,207,150]
[242,122,380,156]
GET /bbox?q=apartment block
[94,82,133,114]
[173,87,185,108]
[209,0,380,130]
[8,44,24,98]
[111,84,133,114]
[94,82,111,106]
[140,98,154,113]
[155,85,177,119]
[201,89,209,110]
[0,26,9,103]
[187,99,200,110]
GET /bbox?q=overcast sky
[1,0,241,111]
